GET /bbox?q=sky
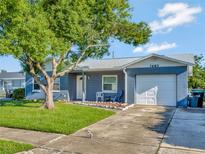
[0,0,205,72]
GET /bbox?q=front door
[76,75,86,99]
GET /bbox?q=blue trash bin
[191,89,204,107]
[190,96,199,107]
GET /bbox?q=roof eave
[122,53,194,68]
[72,67,122,72]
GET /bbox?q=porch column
[82,71,86,102]
[123,68,127,103]
[81,66,89,102]
[2,80,4,90]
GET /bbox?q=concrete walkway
[0,127,64,147]
[1,106,205,154]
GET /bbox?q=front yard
[0,139,32,154]
[0,100,114,134]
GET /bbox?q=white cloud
[146,42,176,53]
[133,46,144,53]
[150,3,202,33]
[133,42,177,53]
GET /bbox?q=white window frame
[32,78,41,92]
[32,77,61,92]
[102,75,118,93]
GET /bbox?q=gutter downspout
[82,71,86,102]
[123,68,127,103]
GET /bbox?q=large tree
[189,55,205,89]
[0,0,151,109]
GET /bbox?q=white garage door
[136,75,176,106]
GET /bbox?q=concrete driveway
[39,106,175,154]
[159,108,205,154]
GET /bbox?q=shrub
[12,88,25,100]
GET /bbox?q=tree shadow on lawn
[145,107,205,151]
[0,100,42,108]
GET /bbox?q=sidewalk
[0,127,64,147]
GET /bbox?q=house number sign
[150,64,159,68]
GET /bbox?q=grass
[0,139,33,154]
[0,100,114,134]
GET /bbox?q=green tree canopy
[189,55,205,89]
[0,0,151,109]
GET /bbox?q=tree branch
[52,47,73,78]
[25,59,47,93]
[35,62,50,80]
[57,52,66,65]
[51,58,57,78]
[56,44,108,77]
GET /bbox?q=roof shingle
[77,53,194,71]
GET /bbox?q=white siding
[128,57,185,68]
[188,66,193,76]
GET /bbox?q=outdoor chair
[112,90,124,102]
[104,90,124,103]
[96,92,104,102]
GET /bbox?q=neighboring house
[25,53,194,107]
[0,71,25,91]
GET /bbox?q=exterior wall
[128,57,185,68]
[25,73,76,100]
[25,74,45,99]
[25,71,124,102]
[125,66,188,105]
[25,65,189,106]
[177,71,188,106]
[25,74,33,97]
[188,66,193,76]
[126,73,135,104]
[85,71,125,101]
[67,73,76,100]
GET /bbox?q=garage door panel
[136,75,176,106]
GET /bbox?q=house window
[33,78,60,92]
[53,78,60,91]
[12,80,21,88]
[102,75,117,93]
[33,80,40,91]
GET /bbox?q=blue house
[25,53,194,107]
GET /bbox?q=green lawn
[0,100,114,134]
[0,139,33,154]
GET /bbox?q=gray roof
[0,71,25,79]
[77,53,194,71]
[78,57,141,71]
[168,53,195,64]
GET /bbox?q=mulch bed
[72,101,128,110]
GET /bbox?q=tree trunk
[43,80,54,109]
